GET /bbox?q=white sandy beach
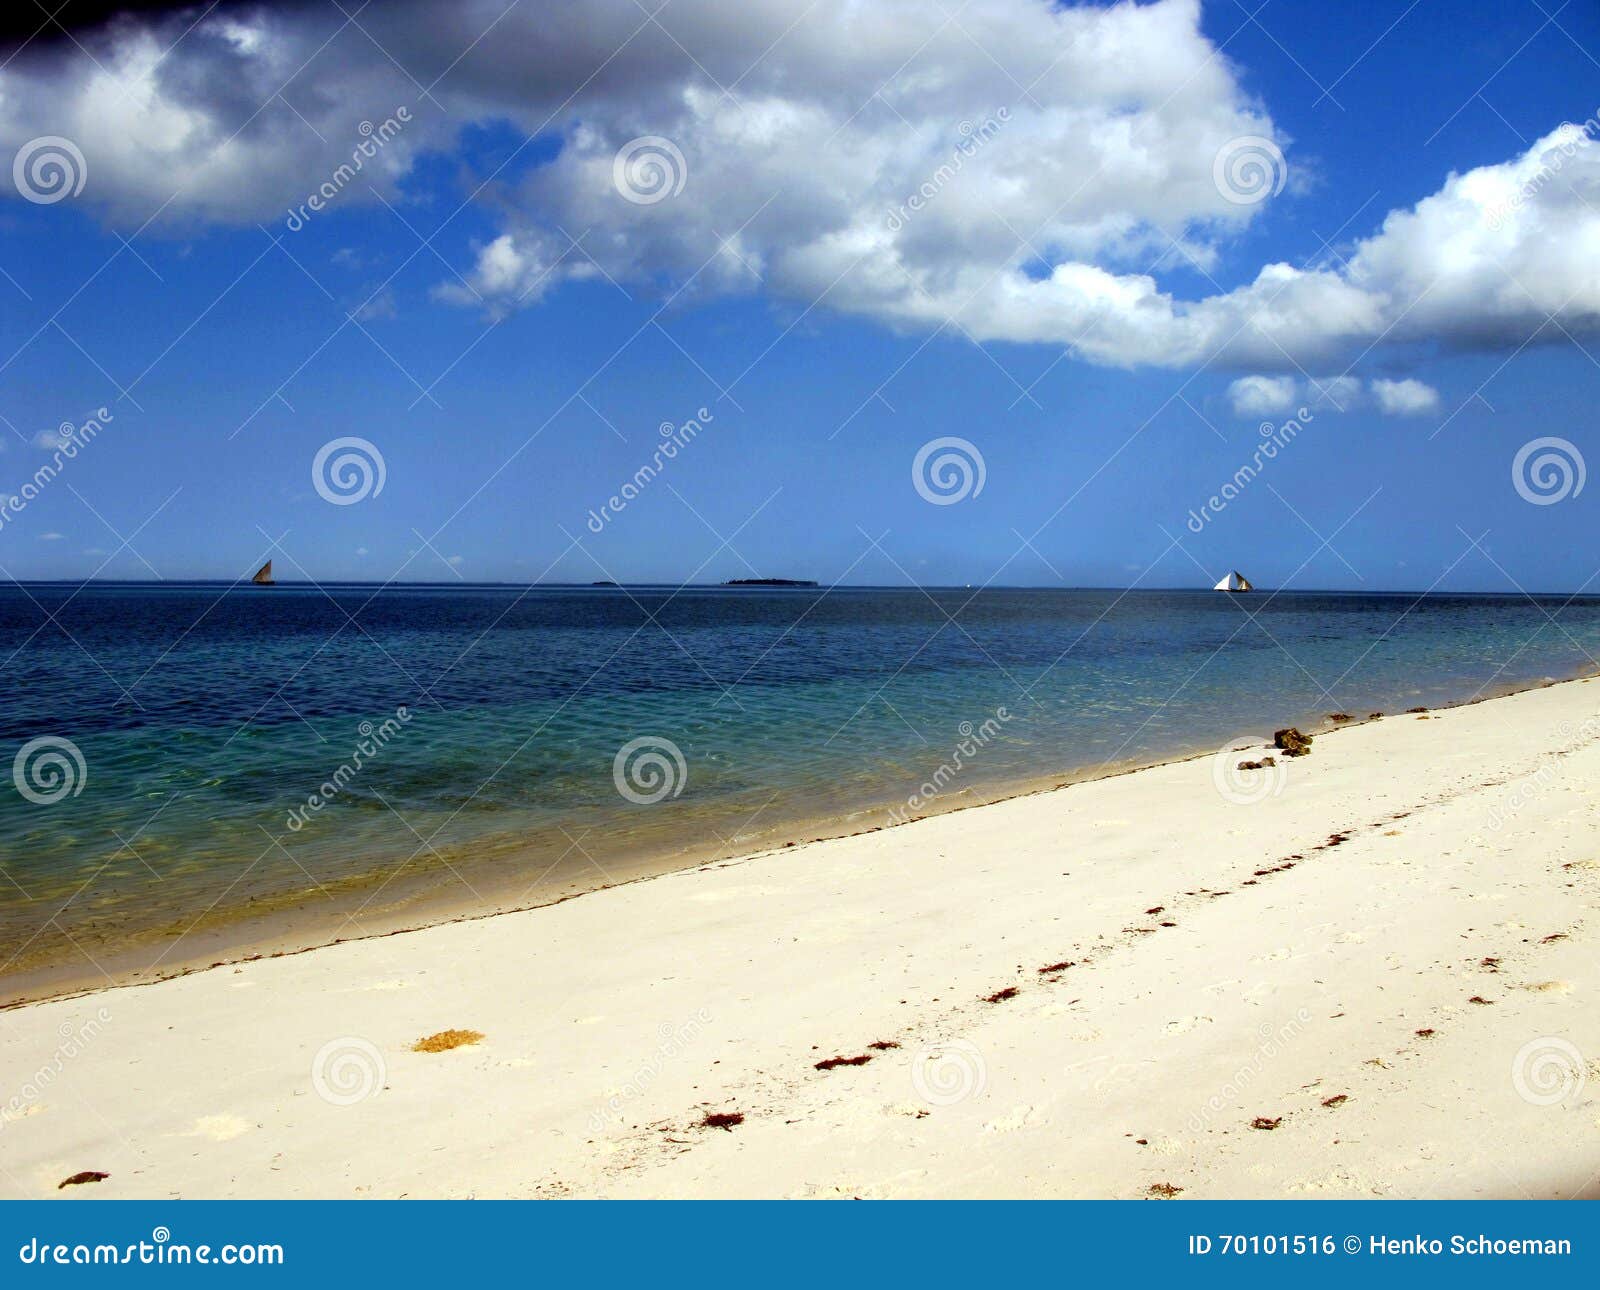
[1,678,1597,1200]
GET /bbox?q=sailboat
[251,560,275,586]
[1213,570,1252,593]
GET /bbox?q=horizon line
[0,579,1591,598]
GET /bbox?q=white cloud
[2,2,1597,373]
[353,288,397,321]
[38,531,63,540]
[1371,377,1440,416]
[1227,375,1297,416]
[1227,372,1438,417]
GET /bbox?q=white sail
[1213,570,1252,592]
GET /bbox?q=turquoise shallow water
[3,582,1599,983]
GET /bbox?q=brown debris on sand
[1468,996,1493,1006]
[1037,961,1075,975]
[814,1054,873,1071]
[985,986,1020,1003]
[1368,712,1384,719]
[1328,712,1353,723]
[1414,1028,1436,1039]
[867,1040,901,1051]
[412,1029,484,1053]
[699,1111,744,1131]
[58,1171,110,1189]
[1146,1182,1184,1198]
[1237,756,1276,770]
[1406,706,1429,714]
[1273,728,1312,757]
[1249,1116,1283,1130]
[1321,1095,1348,1109]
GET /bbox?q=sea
[3,582,1598,997]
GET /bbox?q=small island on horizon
[722,578,821,587]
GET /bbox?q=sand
[1,679,1596,1199]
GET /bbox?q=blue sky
[1,0,1597,590]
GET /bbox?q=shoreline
[1,674,1594,1198]
[3,664,1584,1010]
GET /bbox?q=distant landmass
[722,578,820,588]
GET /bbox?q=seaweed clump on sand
[58,1171,109,1190]
[412,1029,484,1053]
[814,1054,873,1071]
[699,1111,744,1131]
[1273,728,1313,757]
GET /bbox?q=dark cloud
[1,1,269,51]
